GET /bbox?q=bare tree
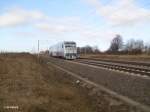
[77,46,92,54]
[125,39,144,54]
[108,34,123,53]
[125,39,135,52]
[148,46,150,55]
[77,45,100,54]
[92,46,101,54]
[144,44,150,55]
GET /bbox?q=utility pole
[38,40,39,58]
[84,47,86,55]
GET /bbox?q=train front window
[65,44,76,48]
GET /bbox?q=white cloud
[0,8,85,33]
[0,7,118,51]
[81,30,116,40]
[85,0,150,26]
[0,8,46,27]
[35,17,83,33]
[0,7,116,42]
[35,18,116,43]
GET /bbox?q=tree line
[107,34,150,55]
[78,34,150,55]
[77,45,101,54]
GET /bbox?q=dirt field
[81,54,150,62]
[0,53,96,112]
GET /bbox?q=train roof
[49,41,76,48]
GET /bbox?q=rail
[48,61,150,112]
[74,59,150,77]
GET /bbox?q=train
[49,41,78,59]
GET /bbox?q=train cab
[49,41,78,60]
[64,42,77,59]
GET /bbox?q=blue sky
[0,0,150,52]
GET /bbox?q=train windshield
[65,44,76,48]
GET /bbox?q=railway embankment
[47,57,150,112]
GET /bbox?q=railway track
[81,58,150,68]
[74,59,150,77]
[48,60,150,112]
[47,57,150,111]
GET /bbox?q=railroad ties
[74,59,150,77]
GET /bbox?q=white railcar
[49,41,77,59]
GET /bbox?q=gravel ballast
[48,57,150,107]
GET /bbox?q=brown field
[81,54,150,62]
[0,53,96,112]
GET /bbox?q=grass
[81,54,150,62]
[0,53,96,112]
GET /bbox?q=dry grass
[81,54,150,62]
[0,53,95,112]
